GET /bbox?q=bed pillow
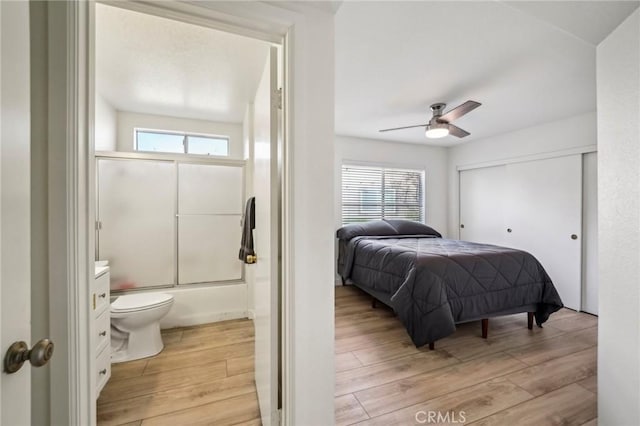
[385,219,442,238]
[336,220,398,241]
[336,219,441,241]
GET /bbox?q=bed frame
[340,277,537,350]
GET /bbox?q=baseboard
[247,309,256,320]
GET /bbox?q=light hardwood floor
[98,286,597,426]
[97,319,260,426]
[335,285,598,426]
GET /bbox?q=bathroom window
[135,129,230,156]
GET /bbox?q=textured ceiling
[96,4,270,123]
[335,1,638,146]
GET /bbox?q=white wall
[335,135,449,235]
[285,9,335,426]
[596,9,640,425]
[114,111,244,159]
[447,111,597,237]
[95,94,116,151]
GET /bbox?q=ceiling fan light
[425,123,449,139]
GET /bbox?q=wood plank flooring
[335,285,598,426]
[97,319,259,426]
[98,286,598,425]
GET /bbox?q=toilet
[110,292,174,363]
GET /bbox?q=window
[341,164,425,224]
[135,129,229,156]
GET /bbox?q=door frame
[46,1,94,423]
[51,1,295,424]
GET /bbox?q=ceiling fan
[379,100,481,139]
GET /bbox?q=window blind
[341,164,425,225]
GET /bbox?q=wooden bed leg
[371,298,377,309]
[481,318,489,339]
[429,342,435,351]
[527,312,534,330]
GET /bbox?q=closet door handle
[571,234,578,240]
[507,228,512,233]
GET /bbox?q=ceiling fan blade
[448,124,470,138]
[379,123,428,133]
[439,100,481,123]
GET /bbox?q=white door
[1,1,32,423]
[459,165,507,245]
[504,155,583,310]
[253,46,280,425]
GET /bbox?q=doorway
[4,1,335,424]
[92,3,283,425]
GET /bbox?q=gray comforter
[339,236,563,347]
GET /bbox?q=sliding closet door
[504,155,583,310]
[177,163,243,284]
[97,158,176,290]
[459,165,507,245]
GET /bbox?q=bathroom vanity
[94,264,111,396]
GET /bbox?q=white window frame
[134,127,230,156]
[341,161,426,225]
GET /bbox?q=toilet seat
[111,293,173,314]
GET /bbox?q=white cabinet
[460,154,588,311]
[94,267,111,396]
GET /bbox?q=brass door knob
[4,339,54,373]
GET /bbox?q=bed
[337,219,563,349]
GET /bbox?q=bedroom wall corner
[596,8,640,425]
